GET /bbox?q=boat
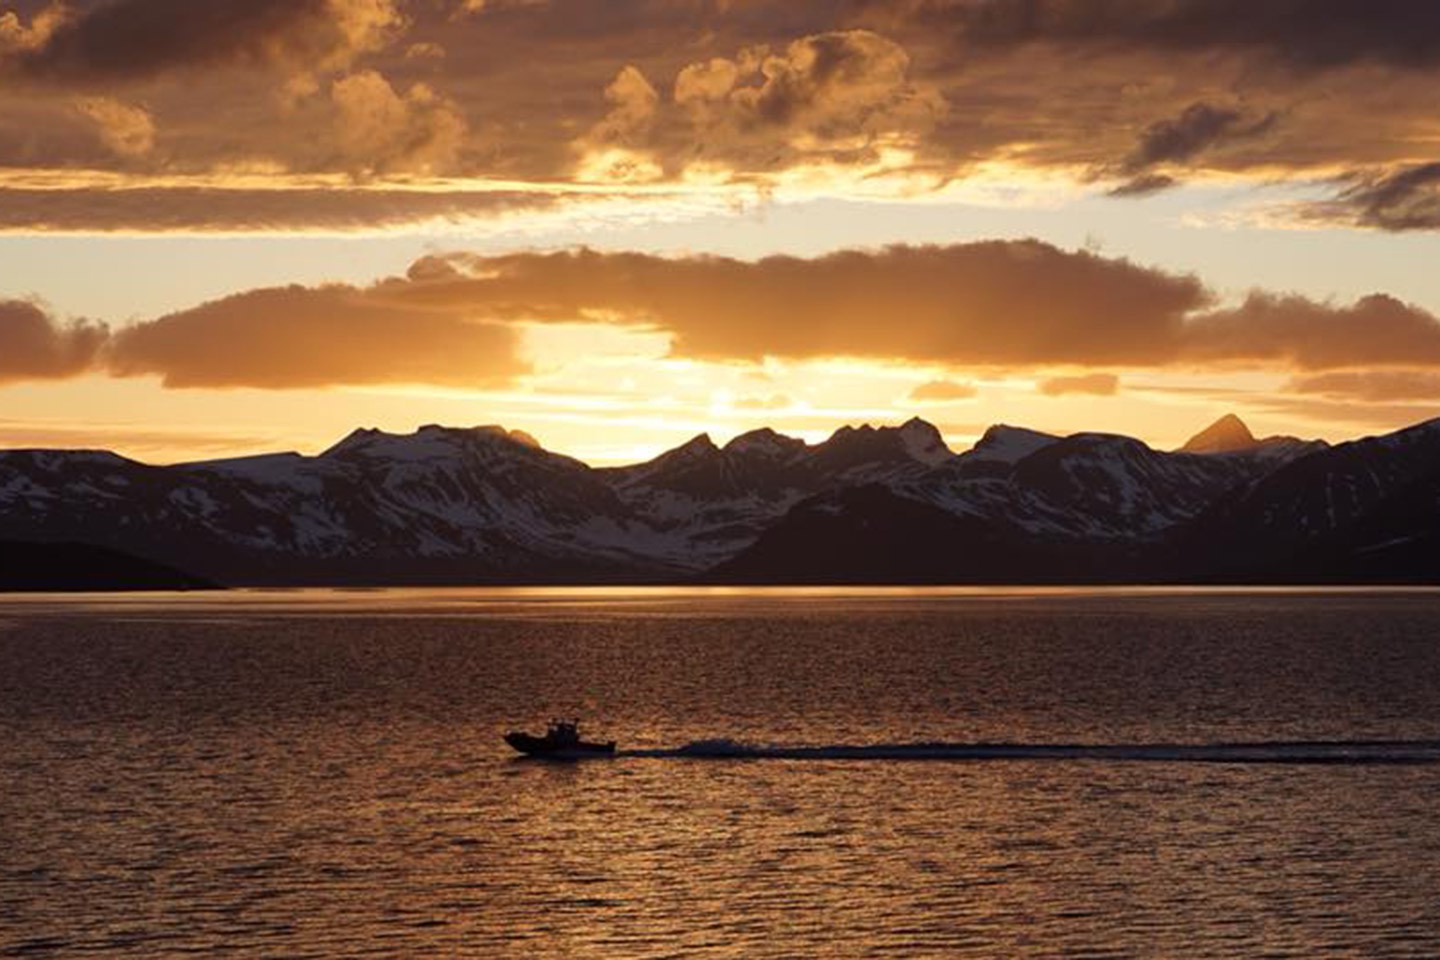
[504,718,616,759]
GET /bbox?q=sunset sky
[4,0,1440,465]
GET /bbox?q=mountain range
[1,413,1437,587]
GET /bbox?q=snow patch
[963,425,1060,465]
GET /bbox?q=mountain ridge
[2,414,1435,586]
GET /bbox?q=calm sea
[3,587,1440,957]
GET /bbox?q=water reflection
[3,591,1439,956]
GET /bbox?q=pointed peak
[675,433,719,456]
[1182,414,1257,454]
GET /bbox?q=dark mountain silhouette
[1,414,1436,585]
[0,539,213,591]
[712,416,1313,583]
[1177,417,1440,582]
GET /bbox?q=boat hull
[505,731,616,759]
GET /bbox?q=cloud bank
[7,241,1440,393]
[4,1,1440,228]
[107,284,523,388]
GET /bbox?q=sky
[3,0,1440,465]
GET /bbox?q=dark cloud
[1126,103,1245,170]
[0,299,107,382]
[1038,373,1119,396]
[1120,102,1275,173]
[858,0,1440,71]
[106,284,524,388]
[1100,101,1280,195]
[1107,173,1174,197]
[3,0,400,83]
[1305,163,1440,231]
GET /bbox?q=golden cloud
[329,69,468,175]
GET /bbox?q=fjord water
[3,588,1440,957]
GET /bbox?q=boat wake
[619,738,1440,765]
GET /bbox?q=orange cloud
[1288,370,1440,402]
[73,95,155,157]
[0,299,107,382]
[908,379,977,402]
[106,284,524,388]
[1038,373,1120,396]
[1184,293,1440,370]
[416,243,1205,366]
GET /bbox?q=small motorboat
[504,718,616,759]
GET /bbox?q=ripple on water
[3,590,1440,957]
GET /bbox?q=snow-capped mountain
[1180,416,1440,581]
[1,413,1435,585]
[713,415,1326,582]
[598,417,954,568]
[0,425,672,583]
[885,414,1326,544]
[0,418,961,583]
